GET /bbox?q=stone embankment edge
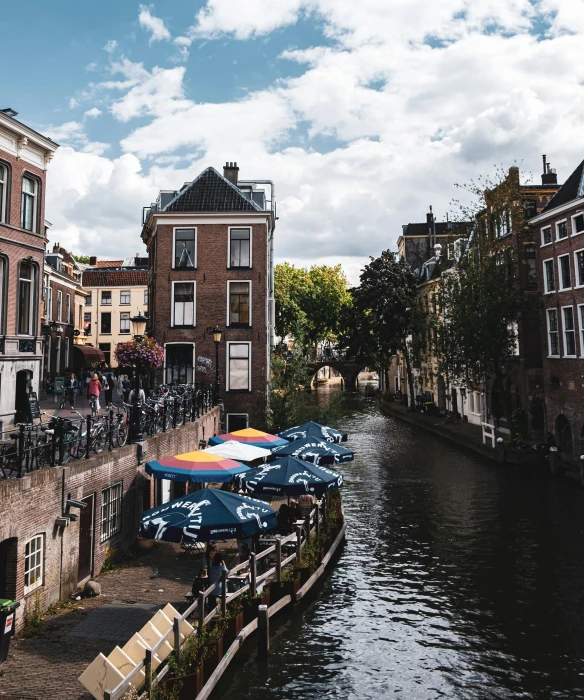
[378,400,499,462]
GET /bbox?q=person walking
[122,374,131,403]
[103,372,114,408]
[64,373,78,409]
[88,373,102,414]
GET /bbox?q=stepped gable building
[141,162,276,430]
[81,256,149,367]
[530,158,584,458]
[0,108,58,425]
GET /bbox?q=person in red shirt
[88,373,102,414]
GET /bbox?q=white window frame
[85,292,92,306]
[144,289,148,306]
[573,248,584,289]
[120,311,131,334]
[227,280,252,327]
[172,227,197,269]
[0,162,6,223]
[578,304,584,359]
[21,175,37,232]
[100,311,112,335]
[119,290,131,305]
[66,293,71,324]
[57,290,62,322]
[542,258,555,294]
[56,336,61,372]
[101,481,123,543]
[163,342,196,385]
[562,305,577,358]
[47,285,53,321]
[546,308,560,358]
[228,227,252,269]
[226,413,249,432]
[571,211,584,238]
[24,534,44,595]
[541,225,553,247]
[101,290,112,306]
[556,218,568,241]
[558,254,572,291]
[226,341,251,392]
[18,261,35,335]
[171,280,196,327]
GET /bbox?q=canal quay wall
[0,407,220,634]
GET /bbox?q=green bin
[0,599,19,663]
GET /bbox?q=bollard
[549,446,558,475]
[579,455,584,489]
[496,437,505,464]
[86,415,92,459]
[108,408,114,452]
[161,400,167,432]
[257,604,269,659]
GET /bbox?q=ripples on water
[214,389,584,700]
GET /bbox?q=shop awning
[73,345,106,364]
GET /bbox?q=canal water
[215,386,584,699]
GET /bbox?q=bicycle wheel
[35,436,50,468]
[92,428,107,454]
[114,422,128,447]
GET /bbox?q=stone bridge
[307,353,368,390]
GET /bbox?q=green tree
[274,263,351,351]
[72,254,91,264]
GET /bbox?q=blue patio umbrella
[139,487,277,543]
[278,421,348,444]
[270,437,354,465]
[240,457,343,497]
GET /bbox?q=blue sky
[2,0,583,283]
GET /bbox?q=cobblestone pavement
[0,541,236,700]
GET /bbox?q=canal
[215,386,584,699]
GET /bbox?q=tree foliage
[274,263,351,349]
[72,254,91,264]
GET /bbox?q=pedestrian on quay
[88,373,102,413]
[103,372,114,408]
[122,374,131,403]
[64,373,78,409]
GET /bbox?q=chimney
[89,256,97,266]
[541,154,558,185]
[223,161,239,186]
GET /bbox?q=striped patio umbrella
[278,421,348,444]
[270,437,354,465]
[145,450,249,483]
[208,427,288,449]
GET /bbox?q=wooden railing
[102,500,330,700]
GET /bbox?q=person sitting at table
[277,503,293,534]
[209,552,229,606]
[205,541,217,572]
[289,499,302,523]
[298,493,316,518]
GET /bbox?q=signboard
[4,613,13,634]
[28,392,40,421]
[54,377,65,394]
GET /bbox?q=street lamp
[212,326,222,405]
[130,311,149,443]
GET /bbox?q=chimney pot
[223,161,240,186]
[89,256,97,266]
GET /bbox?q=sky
[2,0,584,284]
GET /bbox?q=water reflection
[215,390,584,699]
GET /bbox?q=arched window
[18,261,35,335]
[21,175,38,232]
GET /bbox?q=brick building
[81,257,148,367]
[142,163,276,430]
[397,210,470,270]
[530,158,584,457]
[0,108,58,425]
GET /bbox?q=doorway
[78,495,95,582]
[15,370,31,423]
[0,538,16,598]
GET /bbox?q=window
[56,336,61,372]
[524,244,536,283]
[497,211,510,238]
[101,482,123,542]
[174,228,196,268]
[579,305,584,357]
[541,226,552,246]
[18,261,35,335]
[172,281,195,327]
[101,312,111,334]
[99,343,111,365]
[229,228,251,268]
[572,213,584,236]
[543,259,555,293]
[47,285,53,321]
[227,413,249,432]
[0,163,6,222]
[21,176,37,232]
[228,281,250,326]
[101,291,112,305]
[575,250,584,287]
[227,342,250,391]
[120,312,130,334]
[144,290,148,306]
[558,254,571,290]
[120,290,130,305]
[165,343,194,384]
[86,292,92,306]
[546,309,559,356]
[57,290,62,322]
[556,220,568,240]
[562,306,576,357]
[24,535,43,594]
[83,312,91,334]
[64,337,69,369]
[66,294,71,324]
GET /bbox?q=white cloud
[84,107,102,119]
[139,5,171,43]
[104,39,118,53]
[68,97,80,109]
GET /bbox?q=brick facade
[0,407,220,632]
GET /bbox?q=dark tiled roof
[541,159,584,213]
[164,167,261,213]
[82,270,148,287]
[403,221,471,236]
